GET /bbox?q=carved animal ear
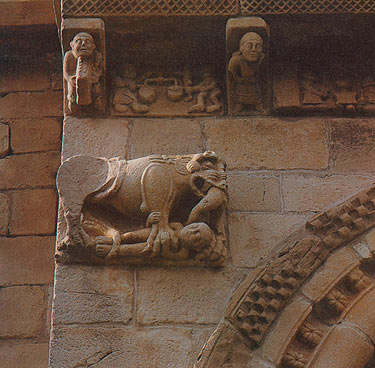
[186,160,200,173]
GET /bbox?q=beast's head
[186,151,227,197]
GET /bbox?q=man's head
[179,222,213,251]
[240,32,263,62]
[70,32,96,58]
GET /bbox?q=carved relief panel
[111,64,223,117]
[56,152,227,266]
[273,64,375,114]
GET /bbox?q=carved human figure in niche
[57,151,227,263]
[63,32,103,114]
[112,64,149,114]
[228,32,264,114]
[95,212,217,261]
[188,69,222,113]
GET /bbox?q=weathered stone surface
[308,325,373,368]
[262,296,312,364]
[283,174,374,212]
[365,229,375,253]
[0,122,9,157]
[51,72,63,91]
[0,151,60,189]
[9,118,61,153]
[62,117,129,160]
[228,174,281,212]
[0,66,50,93]
[0,0,54,27]
[0,193,10,235]
[247,356,277,368]
[193,320,251,368]
[301,247,360,302]
[205,119,328,169]
[0,286,46,338]
[0,342,49,368]
[137,266,246,324]
[130,119,203,159]
[49,326,192,368]
[190,328,216,367]
[9,189,57,235]
[343,288,375,344]
[0,91,62,119]
[0,236,55,285]
[329,120,375,172]
[53,265,133,324]
[229,213,309,268]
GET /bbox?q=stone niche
[50,4,375,368]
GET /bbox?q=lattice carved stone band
[62,0,238,18]
[240,0,375,15]
[62,0,375,18]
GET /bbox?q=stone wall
[3,23,375,368]
[50,115,375,367]
[0,27,62,368]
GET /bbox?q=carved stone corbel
[226,17,271,116]
[62,18,106,115]
[56,151,227,266]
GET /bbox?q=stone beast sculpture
[56,151,227,262]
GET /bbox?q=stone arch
[194,184,375,368]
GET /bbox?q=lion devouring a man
[56,151,227,262]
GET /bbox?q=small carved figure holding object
[63,32,103,114]
[113,64,149,114]
[188,69,222,113]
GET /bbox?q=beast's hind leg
[57,156,111,250]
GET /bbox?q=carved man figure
[112,63,149,114]
[188,69,222,114]
[63,32,103,113]
[95,212,217,261]
[228,32,264,114]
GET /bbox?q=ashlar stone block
[49,326,192,368]
[0,343,49,368]
[52,264,133,325]
[0,286,46,338]
[136,266,246,325]
[9,189,57,235]
[229,213,309,268]
[205,119,328,170]
[0,236,55,285]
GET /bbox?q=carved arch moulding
[194,184,375,367]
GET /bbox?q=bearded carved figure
[56,151,227,265]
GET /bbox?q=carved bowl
[139,86,156,105]
[167,85,184,102]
